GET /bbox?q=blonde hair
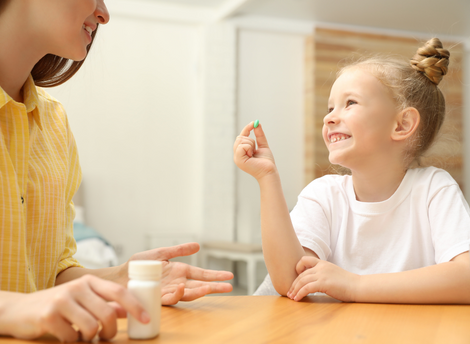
[339,38,450,166]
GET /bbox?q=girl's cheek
[322,126,329,143]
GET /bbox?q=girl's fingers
[293,282,318,301]
[234,136,256,155]
[288,273,316,300]
[252,123,270,149]
[288,273,303,296]
[295,256,320,275]
[288,256,319,296]
[238,121,256,137]
[236,142,255,159]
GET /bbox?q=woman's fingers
[108,301,127,318]
[41,311,80,343]
[164,282,233,303]
[161,283,185,306]
[75,289,118,340]
[141,242,200,261]
[185,265,234,282]
[83,275,149,325]
[57,296,101,342]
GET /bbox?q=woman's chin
[58,48,88,62]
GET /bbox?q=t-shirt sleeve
[429,183,470,263]
[290,180,333,261]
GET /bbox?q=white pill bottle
[127,260,162,339]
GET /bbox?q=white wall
[47,7,307,267]
[49,14,205,262]
[47,1,469,278]
[236,29,305,244]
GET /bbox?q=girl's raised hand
[233,121,277,181]
[287,256,361,302]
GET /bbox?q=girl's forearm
[258,172,305,295]
[355,253,470,304]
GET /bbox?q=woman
[0,0,233,341]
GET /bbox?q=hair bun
[410,38,449,85]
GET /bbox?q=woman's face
[30,0,110,61]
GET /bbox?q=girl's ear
[391,107,420,142]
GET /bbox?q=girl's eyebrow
[328,91,362,104]
[343,91,362,99]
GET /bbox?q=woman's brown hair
[32,27,99,87]
[339,38,450,166]
[0,0,99,87]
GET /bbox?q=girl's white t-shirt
[291,166,470,274]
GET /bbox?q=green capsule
[254,120,259,128]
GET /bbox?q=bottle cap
[128,260,162,280]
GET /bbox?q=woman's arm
[234,122,309,295]
[288,251,470,304]
[56,242,234,305]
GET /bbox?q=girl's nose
[323,111,338,125]
[95,0,110,24]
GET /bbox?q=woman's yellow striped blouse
[0,75,83,293]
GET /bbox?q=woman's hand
[233,121,277,182]
[287,256,360,302]
[159,261,234,305]
[123,243,234,305]
[0,275,148,342]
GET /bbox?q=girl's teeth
[331,135,349,143]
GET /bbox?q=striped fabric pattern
[0,75,82,293]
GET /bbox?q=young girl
[0,0,233,341]
[234,38,470,304]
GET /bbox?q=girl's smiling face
[31,0,110,61]
[322,68,399,170]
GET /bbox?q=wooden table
[2,295,470,343]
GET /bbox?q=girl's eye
[346,100,357,107]
[327,107,334,114]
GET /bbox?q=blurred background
[48,0,470,294]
